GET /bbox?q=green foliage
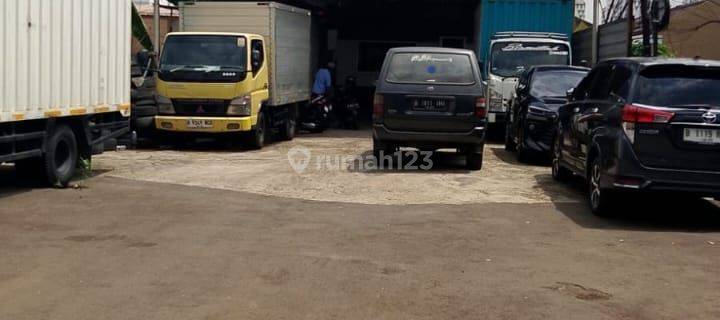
[630,42,675,57]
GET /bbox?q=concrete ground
[1,129,719,320]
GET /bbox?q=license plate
[684,128,720,144]
[187,119,214,129]
[410,98,450,112]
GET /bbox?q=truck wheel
[42,125,78,188]
[247,112,267,150]
[278,115,296,141]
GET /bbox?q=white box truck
[152,1,312,148]
[1,0,131,187]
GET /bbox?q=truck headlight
[156,95,174,114]
[228,96,252,116]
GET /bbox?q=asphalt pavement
[1,175,719,320]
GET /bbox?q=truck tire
[278,112,296,141]
[42,125,78,188]
[247,112,267,150]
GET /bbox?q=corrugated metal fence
[572,19,629,65]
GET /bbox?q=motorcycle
[334,76,360,130]
[300,94,332,133]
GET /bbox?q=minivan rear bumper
[604,139,720,197]
[373,124,485,150]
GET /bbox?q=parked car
[373,47,487,170]
[553,58,720,216]
[505,65,589,161]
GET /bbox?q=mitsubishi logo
[197,105,205,113]
[701,112,717,124]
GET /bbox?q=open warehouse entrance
[302,0,482,121]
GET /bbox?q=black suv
[505,65,589,161]
[553,58,720,215]
[373,47,487,170]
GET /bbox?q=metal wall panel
[572,20,629,65]
[271,4,311,105]
[0,0,131,123]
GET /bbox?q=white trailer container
[0,0,131,187]
[179,1,312,106]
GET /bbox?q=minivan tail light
[475,97,487,118]
[621,104,675,144]
[622,104,675,124]
[373,94,384,119]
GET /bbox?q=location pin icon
[287,146,311,174]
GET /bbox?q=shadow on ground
[0,165,110,199]
[490,145,551,167]
[534,171,720,232]
[348,150,471,174]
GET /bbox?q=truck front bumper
[155,116,255,133]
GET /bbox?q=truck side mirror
[136,50,156,76]
[251,49,262,70]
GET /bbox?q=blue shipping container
[475,0,575,64]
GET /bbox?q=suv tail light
[373,94,384,120]
[475,97,487,118]
[621,104,675,144]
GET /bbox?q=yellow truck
[154,2,312,149]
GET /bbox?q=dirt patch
[95,130,583,205]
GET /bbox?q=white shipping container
[0,0,131,124]
[179,1,312,106]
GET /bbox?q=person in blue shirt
[312,61,335,98]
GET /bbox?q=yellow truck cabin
[155,2,312,149]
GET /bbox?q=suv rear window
[530,70,587,98]
[385,53,476,85]
[635,65,720,107]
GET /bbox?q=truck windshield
[160,35,247,71]
[530,70,587,98]
[635,66,720,107]
[490,42,570,78]
[386,53,476,85]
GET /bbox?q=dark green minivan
[372,47,487,170]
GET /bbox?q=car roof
[601,57,720,68]
[387,47,476,55]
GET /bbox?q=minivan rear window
[385,53,476,85]
[635,66,720,107]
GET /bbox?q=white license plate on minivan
[187,119,214,129]
[684,128,720,144]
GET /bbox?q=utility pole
[154,0,161,56]
[592,0,600,64]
